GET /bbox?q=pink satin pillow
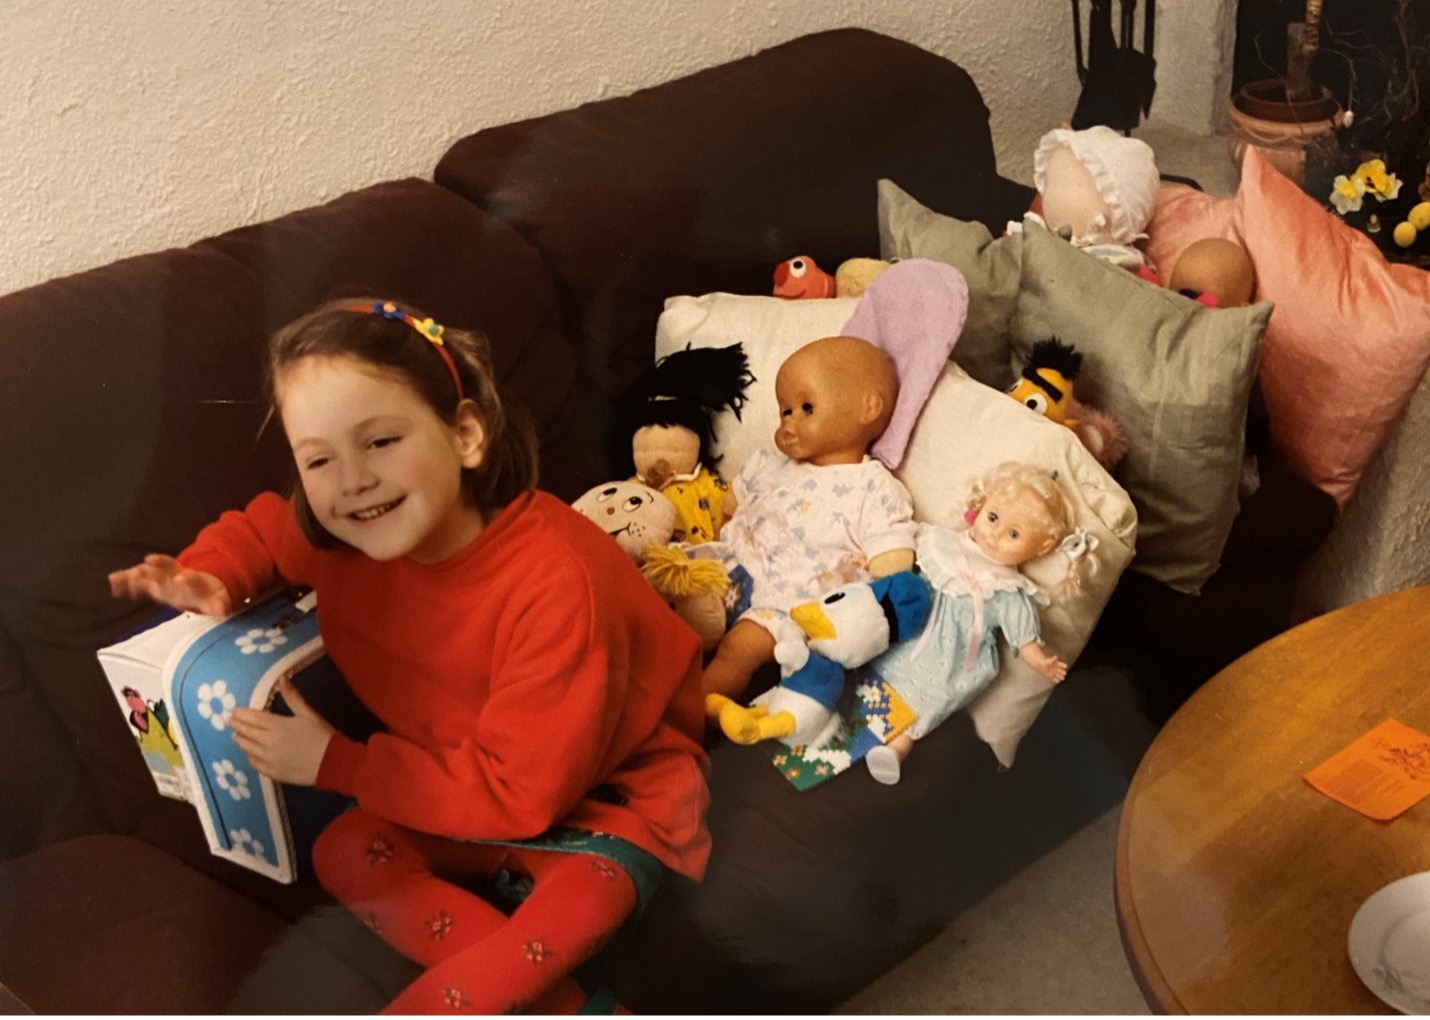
[1143,151,1430,506]
[1233,148,1430,506]
[1144,184,1234,282]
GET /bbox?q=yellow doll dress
[654,467,729,543]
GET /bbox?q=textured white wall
[10,2,1420,613]
[1147,0,1237,134]
[2,0,1080,297]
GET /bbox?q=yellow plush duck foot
[704,693,735,722]
[719,702,796,746]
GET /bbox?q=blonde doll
[864,462,1095,785]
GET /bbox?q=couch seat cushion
[0,835,392,1014]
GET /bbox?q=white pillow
[655,293,1137,766]
[655,292,861,478]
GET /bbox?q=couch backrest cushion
[0,178,576,840]
[434,28,1033,477]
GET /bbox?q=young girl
[863,462,1092,785]
[108,298,711,1014]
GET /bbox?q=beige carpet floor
[835,806,1149,1015]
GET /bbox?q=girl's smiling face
[277,355,487,563]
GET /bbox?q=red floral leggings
[312,808,637,1014]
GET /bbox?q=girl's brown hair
[266,297,538,548]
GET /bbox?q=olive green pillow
[877,182,1022,391]
[879,179,1271,593]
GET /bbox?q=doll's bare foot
[702,620,776,700]
[717,702,795,745]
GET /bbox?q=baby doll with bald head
[696,335,917,713]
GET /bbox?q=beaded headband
[348,300,464,401]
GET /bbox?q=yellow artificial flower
[1356,159,1403,202]
[413,317,445,345]
[1331,173,1366,214]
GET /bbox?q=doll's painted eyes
[823,591,846,605]
[596,486,619,502]
[801,402,814,414]
[623,496,646,512]
[1022,393,1048,414]
[789,258,808,277]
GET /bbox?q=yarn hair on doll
[613,343,754,477]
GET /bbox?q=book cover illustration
[117,682,188,800]
[101,608,211,802]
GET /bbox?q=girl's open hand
[231,677,334,787]
[108,554,233,618]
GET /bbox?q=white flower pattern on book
[229,828,267,862]
[213,759,251,800]
[196,681,236,731]
[235,627,288,655]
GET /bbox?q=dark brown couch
[0,29,1335,1014]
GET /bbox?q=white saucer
[1349,872,1430,1015]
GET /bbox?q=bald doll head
[1169,238,1256,308]
[773,335,898,466]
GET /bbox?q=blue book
[99,589,380,883]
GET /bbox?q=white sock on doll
[866,745,902,785]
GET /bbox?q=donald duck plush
[711,571,932,748]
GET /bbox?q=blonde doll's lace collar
[913,522,1048,607]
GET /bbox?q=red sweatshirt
[179,489,711,881]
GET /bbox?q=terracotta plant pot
[1226,78,1341,185]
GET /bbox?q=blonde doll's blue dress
[867,523,1047,739]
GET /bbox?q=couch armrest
[1092,442,1337,717]
[0,626,107,858]
[1297,369,1430,615]
[1219,448,1338,571]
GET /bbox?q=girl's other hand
[231,677,334,787]
[108,554,233,618]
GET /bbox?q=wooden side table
[1115,586,1430,1013]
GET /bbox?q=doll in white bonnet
[1010,125,1160,270]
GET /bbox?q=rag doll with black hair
[615,343,754,544]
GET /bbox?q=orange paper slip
[1304,718,1430,821]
